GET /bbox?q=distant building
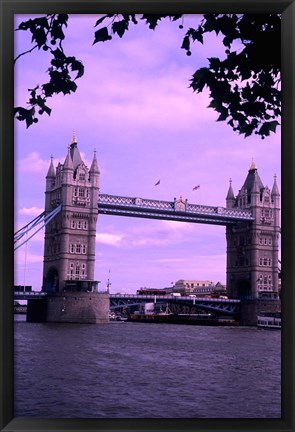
[173,279,216,296]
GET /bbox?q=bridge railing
[14,291,48,298]
[109,294,240,303]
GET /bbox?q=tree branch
[14,44,38,64]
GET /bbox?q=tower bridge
[15,136,281,325]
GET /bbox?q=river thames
[14,315,281,418]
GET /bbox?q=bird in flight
[193,184,200,191]
[155,180,160,186]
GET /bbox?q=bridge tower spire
[226,162,280,302]
[226,179,235,209]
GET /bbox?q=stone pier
[27,292,109,324]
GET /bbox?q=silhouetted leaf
[268,120,280,132]
[18,20,33,31]
[181,35,190,51]
[142,14,162,29]
[70,59,84,79]
[95,16,109,27]
[209,57,221,70]
[51,18,65,40]
[112,20,129,38]
[93,27,110,44]
[216,108,228,121]
[31,28,46,48]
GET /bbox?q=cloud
[160,220,191,231]
[147,253,227,284]
[17,152,50,174]
[41,23,216,137]
[19,207,44,216]
[154,257,188,264]
[96,232,124,246]
[79,151,92,169]
[128,219,193,247]
[16,149,96,180]
[131,237,167,247]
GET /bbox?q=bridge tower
[43,133,100,293]
[226,162,280,301]
[27,134,109,324]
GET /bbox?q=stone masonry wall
[27,292,110,324]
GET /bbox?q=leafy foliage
[15,13,281,138]
[93,14,182,43]
[14,14,84,127]
[184,14,281,138]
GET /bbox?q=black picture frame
[1,1,294,431]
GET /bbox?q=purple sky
[14,14,281,293]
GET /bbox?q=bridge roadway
[14,292,240,316]
[14,291,48,300]
[98,194,254,226]
[109,294,240,315]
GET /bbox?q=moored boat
[257,311,281,329]
[127,312,239,326]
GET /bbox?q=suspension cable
[14,205,62,251]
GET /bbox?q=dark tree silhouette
[14,13,281,138]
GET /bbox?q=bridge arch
[235,278,251,300]
[44,266,59,293]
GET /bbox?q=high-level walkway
[98,194,255,225]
